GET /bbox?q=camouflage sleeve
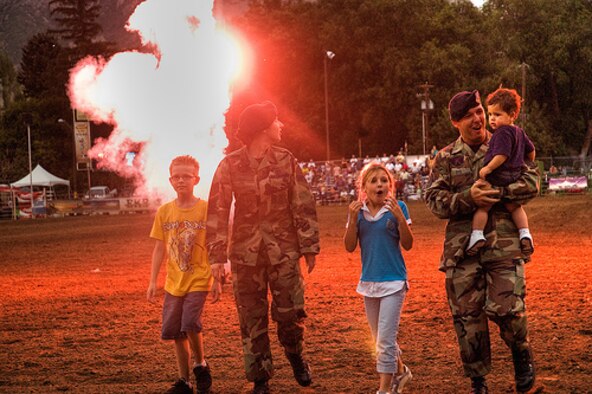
[425,152,476,219]
[501,161,540,203]
[289,156,320,255]
[206,159,233,265]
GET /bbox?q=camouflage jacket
[206,146,320,266]
[425,133,539,271]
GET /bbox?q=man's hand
[303,253,316,274]
[470,179,500,208]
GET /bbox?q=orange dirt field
[0,195,591,394]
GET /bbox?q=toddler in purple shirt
[467,88,536,256]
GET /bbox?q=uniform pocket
[513,262,526,298]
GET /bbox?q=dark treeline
[229,0,592,162]
[1,0,591,190]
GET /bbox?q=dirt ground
[0,194,591,394]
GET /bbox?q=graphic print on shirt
[163,220,206,273]
[386,218,397,232]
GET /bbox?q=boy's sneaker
[285,352,312,387]
[391,364,412,393]
[252,378,270,394]
[165,378,193,394]
[193,362,212,394]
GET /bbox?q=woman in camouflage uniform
[206,101,320,394]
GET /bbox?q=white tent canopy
[11,164,70,189]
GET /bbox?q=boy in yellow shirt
[147,155,219,394]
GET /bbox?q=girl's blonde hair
[357,162,395,201]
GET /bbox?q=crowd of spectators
[300,149,435,205]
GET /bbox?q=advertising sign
[74,121,91,164]
[548,176,588,192]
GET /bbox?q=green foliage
[3,0,591,180]
[0,0,118,187]
[519,101,565,157]
[0,97,72,183]
[1,31,73,185]
[483,0,592,156]
[230,0,592,159]
[48,0,114,60]
[49,0,100,45]
[17,33,69,99]
[0,50,20,109]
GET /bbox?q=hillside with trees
[1,0,591,190]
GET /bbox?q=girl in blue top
[344,162,414,394]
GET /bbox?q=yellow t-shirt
[150,199,212,296]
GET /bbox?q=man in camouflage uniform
[206,101,320,394]
[425,90,541,394]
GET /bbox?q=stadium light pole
[418,82,434,156]
[324,50,335,161]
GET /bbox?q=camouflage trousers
[231,253,307,382]
[445,257,531,378]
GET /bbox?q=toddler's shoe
[466,233,486,256]
[520,237,534,255]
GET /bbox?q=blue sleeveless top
[357,201,409,282]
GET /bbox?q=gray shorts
[161,291,208,340]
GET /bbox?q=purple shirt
[484,125,535,186]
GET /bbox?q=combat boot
[512,346,536,393]
[285,352,312,387]
[252,378,270,394]
[469,376,488,394]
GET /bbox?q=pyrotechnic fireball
[68,0,248,199]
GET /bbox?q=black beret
[236,101,277,145]
[448,90,481,121]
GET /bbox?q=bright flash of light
[68,0,248,199]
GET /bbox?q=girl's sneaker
[391,364,412,394]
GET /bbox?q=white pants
[364,289,407,374]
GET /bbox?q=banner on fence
[548,176,588,191]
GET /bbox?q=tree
[229,0,592,159]
[0,98,72,183]
[483,0,592,157]
[48,0,113,60]
[17,33,68,99]
[0,50,20,110]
